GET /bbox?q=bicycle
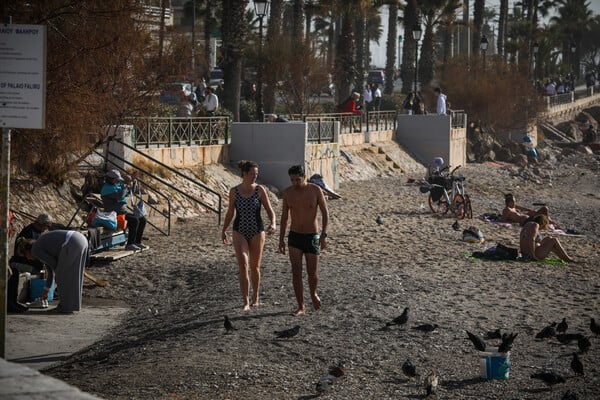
[421,165,473,219]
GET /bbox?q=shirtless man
[520,215,574,262]
[501,193,557,227]
[279,165,329,317]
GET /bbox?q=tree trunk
[221,0,248,121]
[334,11,355,102]
[292,0,304,43]
[400,0,417,93]
[354,9,367,92]
[384,3,398,95]
[264,0,283,114]
[418,16,435,88]
[472,0,484,56]
[498,0,507,58]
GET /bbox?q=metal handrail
[366,110,397,132]
[112,137,222,225]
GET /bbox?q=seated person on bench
[501,193,560,228]
[101,170,148,251]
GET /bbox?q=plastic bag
[91,210,117,230]
[132,199,147,218]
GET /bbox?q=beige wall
[305,142,340,191]
[133,145,229,168]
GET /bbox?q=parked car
[209,69,224,88]
[367,70,385,86]
[159,82,192,105]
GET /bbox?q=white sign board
[0,24,46,129]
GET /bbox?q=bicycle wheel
[464,194,473,219]
[429,193,449,214]
[452,194,465,220]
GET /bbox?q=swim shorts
[288,231,320,255]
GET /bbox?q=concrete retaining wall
[134,144,229,168]
[396,115,466,167]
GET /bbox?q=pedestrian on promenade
[434,87,447,115]
[278,165,329,317]
[221,160,276,310]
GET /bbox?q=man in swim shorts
[279,165,329,316]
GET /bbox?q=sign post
[0,22,46,358]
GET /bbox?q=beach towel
[466,253,567,266]
[309,174,342,199]
[478,214,584,237]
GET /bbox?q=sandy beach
[31,146,600,399]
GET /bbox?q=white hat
[106,169,123,181]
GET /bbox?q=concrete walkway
[2,297,128,399]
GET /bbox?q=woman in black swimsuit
[222,161,276,310]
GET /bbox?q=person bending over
[519,215,574,263]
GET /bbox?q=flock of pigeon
[222,312,600,397]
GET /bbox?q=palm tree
[419,0,462,88]
[400,0,418,93]
[384,1,400,94]
[264,0,284,113]
[550,0,593,77]
[472,0,485,56]
[498,0,508,58]
[221,0,249,121]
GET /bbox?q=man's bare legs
[232,232,251,310]
[248,233,265,306]
[305,253,321,311]
[535,237,575,262]
[289,247,306,316]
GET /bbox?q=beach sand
[41,151,600,399]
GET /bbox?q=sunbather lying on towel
[501,193,560,228]
[520,215,574,263]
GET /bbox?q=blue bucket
[29,278,55,302]
[479,351,510,380]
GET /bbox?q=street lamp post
[254,1,269,122]
[532,42,539,81]
[480,35,488,70]
[412,23,422,94]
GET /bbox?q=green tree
[264,0,284,114]
[472,0,485,56]
[550,0,593,77]
[5,0,164,182]
[419,0,462,88]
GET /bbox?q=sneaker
[27,297,49,309]
[136,243,150,250]
[125,244,141,251]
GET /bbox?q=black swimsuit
[233,186,264,242]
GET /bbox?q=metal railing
[306,119,336,143]
[288,112,364,135]
[366,110,397,132]
[127,116,230,148]
[449,110,467,129]
[546,84,599,108]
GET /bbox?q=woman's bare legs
[535,237,575,262]
[248,232,265,306]
[232,232,251,310]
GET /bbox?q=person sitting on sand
[279,165,329,317]
[501,194,559,228]
[520,215,574,263]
